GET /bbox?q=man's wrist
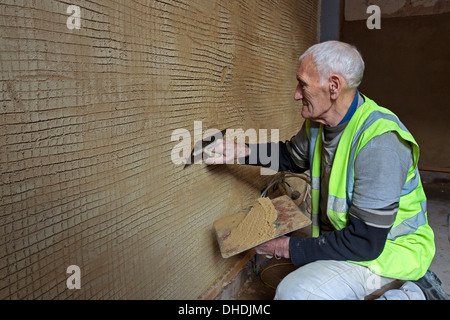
[235,142,250,159]
[275,236,290,259]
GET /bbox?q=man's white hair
[299,41,365,89]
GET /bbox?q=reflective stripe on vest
[306,121,322,237]
[388,199,427,241]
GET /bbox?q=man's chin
[301,108,311,119]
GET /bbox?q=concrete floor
[231,170,450,300]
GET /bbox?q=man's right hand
[204,139,250,165]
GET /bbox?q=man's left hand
[254,236,290,259]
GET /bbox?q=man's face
[294,55,331,122]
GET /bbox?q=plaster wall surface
[0,0,318,299]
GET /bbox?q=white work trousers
[274,260,425,300]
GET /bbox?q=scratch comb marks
[5,80,26,111]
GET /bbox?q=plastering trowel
[213,195,311,258]
[183,128,227,169]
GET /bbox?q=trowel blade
[183,128,227,168]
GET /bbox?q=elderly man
[206,41,448,300]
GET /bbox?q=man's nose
[294,84,303,100]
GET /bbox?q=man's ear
[329,74,343,99]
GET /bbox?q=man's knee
[274,273,316,300]
[273,260,373,300]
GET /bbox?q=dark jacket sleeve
[241,142,307,173]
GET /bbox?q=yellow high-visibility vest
[305,95,435,280]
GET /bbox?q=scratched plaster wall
[0,0,318,299]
